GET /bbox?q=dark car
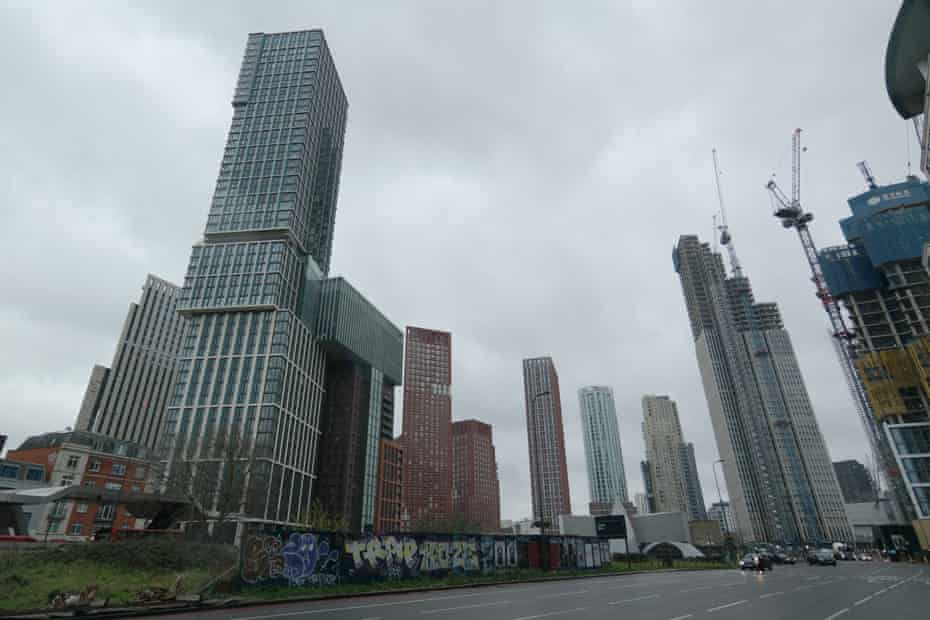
[808,549,837,566]
[740,553,773,571]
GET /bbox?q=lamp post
[712,458,731,562]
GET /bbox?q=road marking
[706,600,747,613]
[232,591,495,620]
[608,594,660,605]
[853,596,872,607]
[681,585,715,593]
[539,590,589,599]
[824,609,849,620]
[759,591,784,599]
[511,608,588,620]
[795,585,813,591]
[422,601,512,614]
[668,615,693,620]
[361,617,381,620]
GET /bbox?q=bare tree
[151,427,261,539]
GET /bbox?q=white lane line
[853,596,873,607]
[361,617,381,620]
[706,600,747,613]
[608,594,660,606]
[668,615,693,620]
[511,608,588,620]
[421,601,513,615]
[681,585,715,593]
[795,585,814,591]
[824,609,849,620]
[233,591,496,620]
[538,590,589,599]
[759,591,784,599]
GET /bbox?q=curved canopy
[885,0,930,119]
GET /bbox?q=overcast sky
[1,1,914,521]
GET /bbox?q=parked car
[857,552,873,561]
[783,555,797,565]
[809,549,837,566]
[740,553,773,571]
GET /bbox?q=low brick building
[7,431,152,539]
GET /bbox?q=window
[111,463,126,476]
[89,460,101,472]
[0,463,19,479]
[96,504,116,521]
[26,468,44,481]
[134,466,146,480]
[76,503,89,514]
[70,523,83,536]
[59,475,74,487]
[104,482,122,491]
[83,479,96,488]
[66,455,80,469]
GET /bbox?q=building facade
[634,492,650,515]
[833,460,878,504]
[707,501,735,535]
[641,395,705,521]
[578,386,628,511]
[452,420,501,532]
[163,30,348,525]
[674,234,852,544]
[8,431,151,539]
[818,177,930,523]
[375,438,404,534]
[640,460,656,513]
[313,277,402,532]
[401,327,453,527]
[75,275,186,450]
[523,357,571,531]
[679,442,707,521]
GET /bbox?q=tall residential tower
[523,357,571,530]
[163,30,348,525]
[673,235,851,544]
[401,327,453,527]
[578,386,628,514]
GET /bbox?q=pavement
[162,561,928,620]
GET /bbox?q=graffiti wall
[240,529,612,588]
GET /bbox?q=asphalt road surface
[170,561,928,620]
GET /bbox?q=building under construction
[819,175,930,523]
[674,235,852,546]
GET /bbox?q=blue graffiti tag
[282,532,329,585]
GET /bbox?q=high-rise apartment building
[578,386,628,512]
[401,327,452,526]
[523,357,571,530]
[75,275,186,450]
[640,460,656,513]
[674,234,851,544]
[634,492,650,515]
[818,177,930,523]
[641,395,705,521]
[163,30,348,526]
[452,420,501,532]
[313,277,402,533]
[375,438,404,534]
[680,442,707,521]
[832,460,878,504]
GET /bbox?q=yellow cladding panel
[856,351,906,418]
[907,336,930,397]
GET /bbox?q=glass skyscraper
[674,235,851,544]
[578,386,628,511]
[163,30,348,525]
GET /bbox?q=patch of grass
[0,541,235,612]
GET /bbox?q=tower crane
[713,149,742,278]
[765,129,898,497]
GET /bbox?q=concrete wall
[631,511,690,545]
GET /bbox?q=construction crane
[713,149,742,278]
[765,129,896,496]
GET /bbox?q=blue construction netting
[819,243,886,297]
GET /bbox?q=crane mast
[713,148,742,278]
[765,129,897,496]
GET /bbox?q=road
[171,561,928,620]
